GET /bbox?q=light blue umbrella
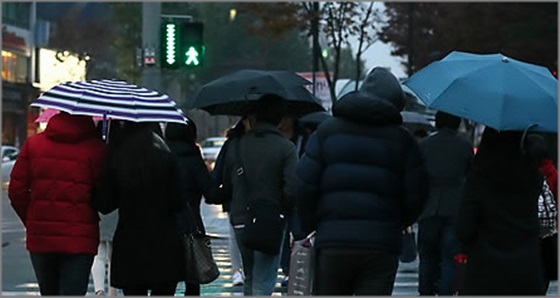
[404,51,558,132]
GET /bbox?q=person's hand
[289,232,295,248]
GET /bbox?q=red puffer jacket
[8,113,107,254]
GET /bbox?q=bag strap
[184,203,204,235]
[234,136,252,204]
[234,130,280,206]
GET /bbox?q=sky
[361,40,407,79]
[349,2,407,79]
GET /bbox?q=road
[2,190,557,296]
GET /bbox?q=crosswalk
[176,237,421,296]
[1,236,420,296]
[4,233,557,296]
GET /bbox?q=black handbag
[179,205,220,284]
[399,226,418,263]
[235,137,285,255]
[244,199,285,255]
[182,232,220,284]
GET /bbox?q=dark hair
[110,122,168,188]
[226,117,247,139]
[435,111,461,130]
[254,94,286,125]
[472,127,542,188]
[165,120,197,143]
[524,133,548,167]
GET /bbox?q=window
[2,3,31,29]
[2,50,29,83]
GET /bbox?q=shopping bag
[288,231,316,296]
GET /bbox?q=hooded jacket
[295,68,429,252]
[9,112,107,254]
[224,122,298,226]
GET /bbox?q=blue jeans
[30,252,95,295]
[417,216,460,295]
[235,228,283,296]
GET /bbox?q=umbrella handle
[520,123,538,155]
[101,112,107,141]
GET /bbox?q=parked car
[200,137,226,169]
[2,160,15,188]
[2,145,19,162]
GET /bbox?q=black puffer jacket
[295,68,429,252]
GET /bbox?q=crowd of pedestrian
[7,66,557,296]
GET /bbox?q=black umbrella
[184,69,325,116]
[401,111,435,134]
[299,111,332,131]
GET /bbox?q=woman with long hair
[455,127,547,295]
[164,119,220,296]
[94,122,184,296]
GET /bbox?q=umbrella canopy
[34,108,59,123]
[185,69,325,116]
[35,108,116,123]
[404,51,558,132]
[400,111,435,134]
[31,79,188,124]
[401,111,432,126]
[299,111,331,129]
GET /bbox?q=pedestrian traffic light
[181,22,204,67]
[160,21,181,69]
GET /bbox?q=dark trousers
[121,282,177,296]
[184,282,200,296]
[30,252,94,296]
[418,216,460,295]
[314,247,399,295]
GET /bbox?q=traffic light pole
[141,2,162,92]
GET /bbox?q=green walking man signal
[160,21,204,69]
[185,46,200,66]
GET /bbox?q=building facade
[2,2,40,147]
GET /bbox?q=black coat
[295,92,430,252]
[418,128,474,219]
[94,136,185,288]
[455,129,546,295]
[211,137,234,212]
[223,123,298,226]
[167,140,220,234]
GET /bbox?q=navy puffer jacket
[295,68,429,253]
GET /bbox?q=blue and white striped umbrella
[31,79,188,124]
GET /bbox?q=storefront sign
[2,26,27,51]
[297,72,333,112]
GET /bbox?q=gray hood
[358,67,406,111]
